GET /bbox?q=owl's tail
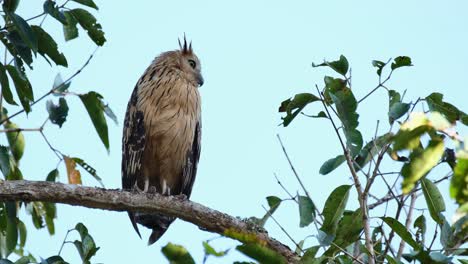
[134,212,175,245]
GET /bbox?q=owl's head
[177,36,203,87]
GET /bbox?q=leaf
[44,202,56,235]
[103,104,118,124]
[279,93,320,126]
[354,133,392,171]
[6,29,33,68]
[79,92,110,150]
[259,196,282,227]
[161,243,196,264]
[52,73,71,94]
[317,229,335,247]
[46,169,59,182]
[41,255,69,264]
[2,0,19,12]
[71,0,99,10]
[17,219,26,248]
[324,209,363,256]
[421,178,446,224]
[64,156,82,184]
[63,11,79,41]
[313,55,349,76]
[372,60,387,76]
[5,202,17,256]
[70,9,106,46]
[43,0,68,25]
[320,185,351,236]
[440,216,454,249]
[72,157,103,187]
[0,62,16,105]
[389,102,410,124]
[6,13,38,52]
[0,146,11,177]
[298,195,315,228]
[46,98,69,128]
[31,26,68,67]
[381,217,420,249]
[450,158,468,206]
[401,139,445,193]
[14,256,31,264]
[4,121,25,161]
[319,155,345,175]
[414,215,426,244]
[73,223,99,262]
[237,243,286,264]
[391,56,412,70]
[300,246,320,262]
[425,92,465,124]
[5,65,33,113]
[202,241,228,257]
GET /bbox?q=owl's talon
[176,194,187,200]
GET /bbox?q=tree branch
[0,180,298,263]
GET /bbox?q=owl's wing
[181,120,201,198]
[121,85,146,238]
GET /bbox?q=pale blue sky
[15,1,468,263]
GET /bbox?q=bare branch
[0,180,299,263]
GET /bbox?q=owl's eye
[188,59,196,69]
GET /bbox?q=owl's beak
[197,74,204,87]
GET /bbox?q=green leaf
[31,26,68,67]
[237,243,286,264]
[6,30,33,67]
[298,195,315,228]
[381,217,420,249]
[46,98,69,128]
[43,0,68,25]
[450,158,468,206]
[421,178,446,224]
[72,157,103,186]
[354,133,392,171]
[70,9,106,46]
[44,202,56,235]
[5,202,17,256]
[391,56,412,70]
[389,102,410,124]
[52,73,71,94]
[401,139,444,193]
[73,223,99,262]
[161,243,195,264]
[300,246,320,262]
[324,209,363,256]
[259,196,282,227]
[321,185,351,236]
[0,63,16,105]
[393,125,431,151]
[372,60,387,76]
[0,146,11,177]
[344,128,363,157]
[71,0,99,10]
[2,0,19,12]
[46,169,59,182]
[279,93,320,126]
[313,55,349,76]
[14,256,31,264]
[42,255,69,264]
[414,214,426,244]
[17,219,26,248]
[6,13,38,52]
[319,155,345,175]
[425,92,465,124]
[440,217,454,250]
[5,65,33,113]
[103,104,118,124]
[79,92,109,150]
[63,11,79,41]
[202,241,228,257]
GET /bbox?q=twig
[397,192,417,260]
[58,228,73,255]
[358,61,394,104]
[276,134,324,222]
[316,86,375,263]
[274,173,297,204]
[0,48,99,125]
[261,205,303,253]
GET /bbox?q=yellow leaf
[64,156,82,185]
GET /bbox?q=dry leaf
[64,156,82,185]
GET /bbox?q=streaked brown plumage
[122,37,203,245]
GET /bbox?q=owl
[121,37,203,245]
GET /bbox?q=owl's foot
[146,186,157,199]
[176,194,188,200]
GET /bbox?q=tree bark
[0,180,298,263]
